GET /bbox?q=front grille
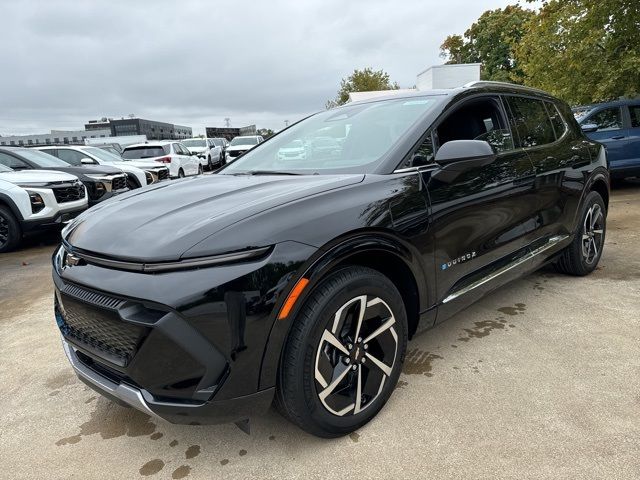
[56,289,145,367]
[52,183,85,203]
[228,150,241,158]
[157,168,169,180]
[111,175,127,191]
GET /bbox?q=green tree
[517,0,640,104]
[326,68,400,108]
[257,128,275,138]
[440,5,535,83]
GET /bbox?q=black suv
[52,82,608,437]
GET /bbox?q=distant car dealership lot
[0,182,638,479]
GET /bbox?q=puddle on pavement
[457,318,508,342]
[45,371,76,390]
[139,459,164,476]
[185,445,200,459]
[403,349,443,377]
[497,303,526,316]
[56,400,156,446]
[172,465,191,479]
[395,380,408,390]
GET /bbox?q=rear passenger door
[504,95,588,244]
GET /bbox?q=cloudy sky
[1,0,524,136]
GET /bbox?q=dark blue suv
[574,99,640,179]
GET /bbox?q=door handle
[611,135,626,140]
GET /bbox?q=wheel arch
[258,231,430,390]
[0,193,25,221]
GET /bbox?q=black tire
[555,191,606,276]
[178,169,185,178]
[276,266,408,437]
[198,165,203,175]
[0,205,21,253]
[207,156,213,171]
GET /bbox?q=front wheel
[276,266,407,437]
[0,205,21,253]
[198,165,203,175]
[555,191,606,276]
[177,168,185,178]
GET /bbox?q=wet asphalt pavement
[0,182,639,479]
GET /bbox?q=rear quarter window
[546,102,567,139]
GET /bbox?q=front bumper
[63,339,274,424]
[21,205,86,233]
[52,241,316,424]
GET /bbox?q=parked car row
[0,145,175,252]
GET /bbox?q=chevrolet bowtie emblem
[65,253,81,267]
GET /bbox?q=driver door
[422,95,537,321]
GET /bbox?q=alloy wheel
[314,295,398,417]
[582,203,604,265]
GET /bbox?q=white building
[0,128,111,147]
[347,63,482,103]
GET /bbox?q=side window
[0,152,29,170]
[436,97,515,153]
[506,96,556,147]
[56,149,86,165]
[546,102,567,140]
[586,107,623,132]
[628,105,640,128]
[172,143,180,154]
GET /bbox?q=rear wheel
[207,155,213,171]
[0,206,21,253]
[276,266,407,437]
[178,168,185,178]
[555,191,606,276]
[198,165,203,175]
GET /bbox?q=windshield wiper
[233,170,302,176]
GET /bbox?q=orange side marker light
[278,278,309,320]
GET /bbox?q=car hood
[227,145,253,151]
[0,169,79,184]
[64,173,365,262]
[48,165,124,176]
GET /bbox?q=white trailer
[84,135,147,149]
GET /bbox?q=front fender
[257,230,431,390]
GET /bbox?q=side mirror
[80,157,94,165]
[581,123,598,133]
[434,140,496,166]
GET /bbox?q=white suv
[36,145,169,188]
[0,164,88,252]
[122,142,201,178]
[181,138,224,170]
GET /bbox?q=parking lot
[0,181,638,479]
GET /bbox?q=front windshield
[17,149,70,168]
[222,96,439,174]
[230,136,258,146]
[182,139,207,148]
[84,147,122,163]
